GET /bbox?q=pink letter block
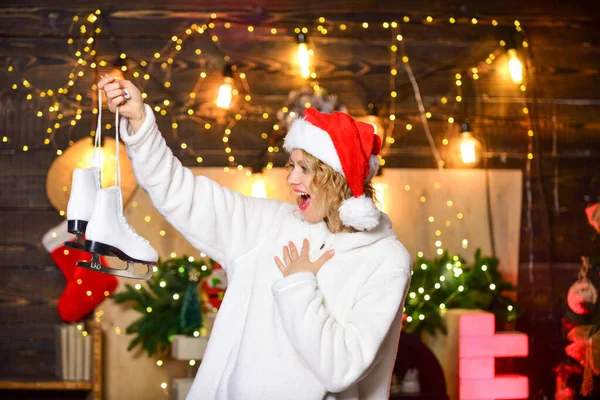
[459,312,529,400]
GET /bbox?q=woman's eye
[301,166,310,173]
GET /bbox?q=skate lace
[91,89,103,185]
[119,213,150,245]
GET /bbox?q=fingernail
[329,250,335,255]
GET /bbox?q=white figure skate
[75,94,158,280]
[77,185,158,280]
[65,166,101,250]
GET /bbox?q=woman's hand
[274,238,334,277]
[98,75,145,127]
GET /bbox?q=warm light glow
[459,131,480,165]
[216,77,234,109]
[297,42,312,79]
[508,48,523,84]
[251,180,267,198]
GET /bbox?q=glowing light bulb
[458,122,481,166]
[297,42,311,79]
[296,33,312,79]
[460,137,477,164]
[507,48,523,84]
[216,77,234,109]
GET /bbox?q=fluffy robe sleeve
[271,252,411,393]
[120,105,284,265]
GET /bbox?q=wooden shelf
[0,380,93,390]
[0,321,103,399]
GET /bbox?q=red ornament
[567,279,598,315]
[567,257,598,316]
[202,262,227,310]
[586,203,600,233]
[43,220,118,322]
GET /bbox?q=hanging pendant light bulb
[296,33,312,79]
[216,64,235,109]
[459,121,481,166]
[507,48,523,84]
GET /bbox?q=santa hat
[283,107,382,231]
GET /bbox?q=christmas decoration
[181,268,203,331]
[403,248,518,337]
[458,312,529,400]
[43,220,118,322]
[201,262,227,310]
[586,203,600,233]
[111,256,214,357]
[555,257,600,398]
[565,324,600,396]
[276,86,347,133]
[567,259,598,315]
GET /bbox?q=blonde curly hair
[289,150,377,233]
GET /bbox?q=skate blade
[77,254,153,280]
[84,240,158,266]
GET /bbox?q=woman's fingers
[289,241,299,260]
[111,95,126,108]
[283,245,292,266]
[98,75,115,90]
[300,238,310,258]
[274,256,286,274]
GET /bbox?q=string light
[10,11,530,173]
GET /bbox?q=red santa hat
[283,107,383,231]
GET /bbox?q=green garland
[403,248,519,337]
[111,256,214,357]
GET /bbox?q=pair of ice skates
[64,89,157,280]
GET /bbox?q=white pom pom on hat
[283,107,382,231]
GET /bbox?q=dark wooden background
[0,0,599,398]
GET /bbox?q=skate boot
[65,167,101,250]
[77,186,158,280]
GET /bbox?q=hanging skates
[65,86,158,280]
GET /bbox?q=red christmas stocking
[43,220,118,322]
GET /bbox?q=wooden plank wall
[1,105,598,399]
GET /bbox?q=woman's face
[287,149,325,223]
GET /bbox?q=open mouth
[297,192,311,211]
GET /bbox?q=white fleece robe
[120,105,412,400]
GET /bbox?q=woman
[99,76,412,399]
